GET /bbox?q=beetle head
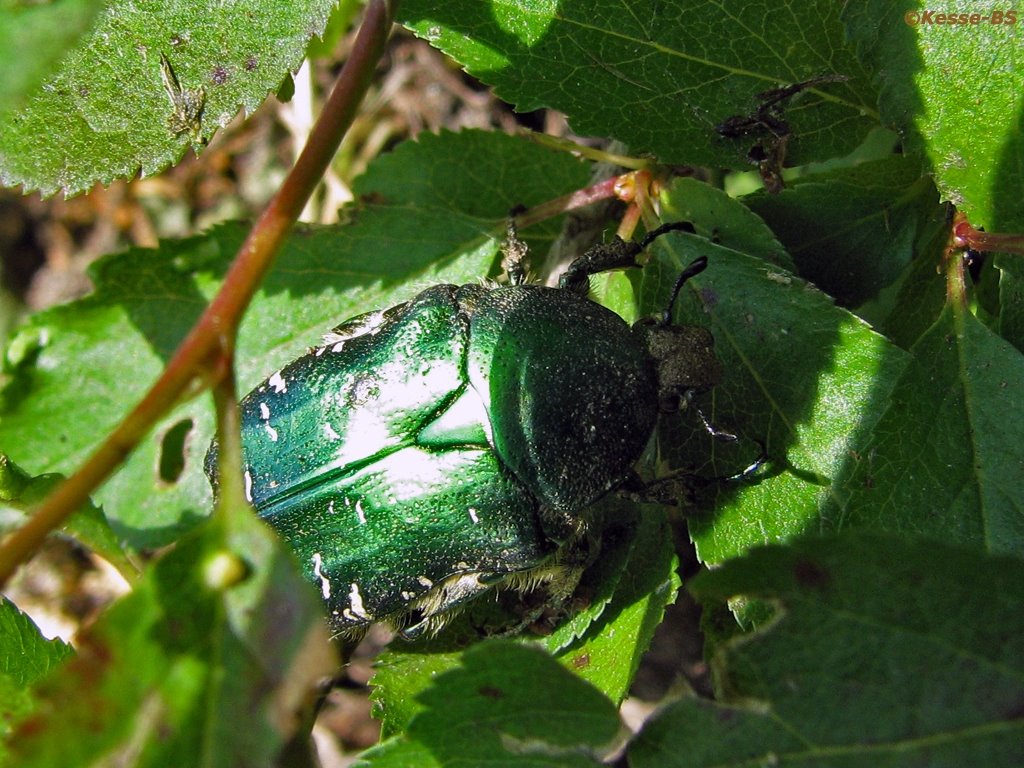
[637,321,722,412]
[634,253,721,411]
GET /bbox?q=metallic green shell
[467,285,659,515]
[213,284,555,634]
[238,285,473,512]
[263,446,552,630]
[209,281,660,635]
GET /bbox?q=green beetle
[206,221,724,638]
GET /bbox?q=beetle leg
[619,450,767,506]
[616,413,768,505]
[398,572,497,639]
[501,218,531,286]
[721,442,769,482]
[687,394,738,444]
[618,474,694,506]
[557,220,696,295]
[473,540,592,638]
[685,391,769,482]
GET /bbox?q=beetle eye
[659,395,681,414]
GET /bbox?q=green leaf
[997,254,1024,353]
[371,648,464,740]
[744,155,946,307]
[655,231,1024,561]
[0,130,589,549]
[362,642,617,767]
[627,202,909,564]
[7,496,336,767]
[0,598,73,687]
[0,598,74,764]
[853,210,951,351]
[355,738,440,768]
[843,2,1024,229]
[0,454,136,580]
[401,0,879,169]
[0,0,103,122]
[826,304,1024,554]
[663,177,795,269]
[630,534,1024,767]
[637,188,1023,563]
[0,0,338,196]
[544,504,680,702]
[306,0,363,61]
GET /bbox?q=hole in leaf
[158,418,193,484]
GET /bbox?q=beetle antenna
[661,256,708,325]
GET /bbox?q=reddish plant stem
[515,176,623,229]
[0,1,397,589]
[945,233,968,309]
[952,212,1024,256]
[947,211,1024,306]
[516,169,667,234]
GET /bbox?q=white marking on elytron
[348,582,369,620]
[468,507,479,524]
[401,590,414,600]
[269,370,287,394]
[323,422,341,441]
[311,552,331,599]
[259,402,270,420]
[417,575,433,588]
[355,499,366,525]
[243,470,253,502]
[264,424,279,442]
[314,346,327,357]
[327,499,335,515]
[332,341,345,353]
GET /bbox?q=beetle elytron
[206,221,724,638]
